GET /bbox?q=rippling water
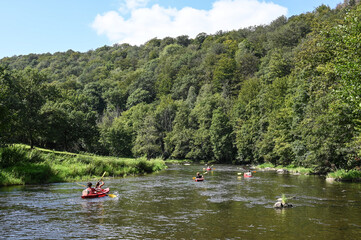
[1,164,361,239]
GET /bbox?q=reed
[281,193,288,204]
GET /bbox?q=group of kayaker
[82,180,105,196]
[195,168,253,180]
[244,170,252,177]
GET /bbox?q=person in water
[196,172,203,178]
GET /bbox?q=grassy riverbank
[0,145,167,186]
[326,169,361,182]
[256,162,361,181]
[255,163,313,175]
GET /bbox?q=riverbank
[254,163,313,175]
[0,145,167,186]
[255,163,361,181]
[326,169,361,182]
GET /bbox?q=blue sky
[0,0,341,59]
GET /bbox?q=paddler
[95,180,105,192]
[196,172,203,179]
[82,182,96,196]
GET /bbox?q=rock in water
[273,202,293,208]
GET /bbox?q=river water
[1,164,361,239]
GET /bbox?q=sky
[0,0,342,59]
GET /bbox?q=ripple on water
[1,165,361,239]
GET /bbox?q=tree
[164,100,193,159]
[132,115,161,158]
[210,108,235,162]
[213,55,237,93]
[99,115,133,157]
[0,65,15,145]
[15,68,47,148]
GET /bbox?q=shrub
[327,169,361,181]
[0,146,27,168]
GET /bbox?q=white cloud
[92,0,287,45]
[120,0,151,12]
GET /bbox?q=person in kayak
[82,182,96,196]
[196,172,203,179]
[95,180,105,192]
[245,170,252,177]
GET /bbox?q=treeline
[1,2,361,172]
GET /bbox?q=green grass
[0,145,167,186]
[164,159,192,164]
[327,169,361,181]
[256,163,275,169]
[281,193,288,204]
[255,162,313,174]
[284,166,313,174]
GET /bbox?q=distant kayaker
[245,170,252,177]
[196,172,203,178]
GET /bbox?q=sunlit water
[1,164,361,239]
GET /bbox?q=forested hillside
[1,2,361,172]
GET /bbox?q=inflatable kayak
[195,178,204,182]
[244,173,252,178]
[81,188,110,199]
[206,168,212,171]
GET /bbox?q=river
[1,164,361,239]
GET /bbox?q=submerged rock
[326,177,335,183]
[277,169,289,174]
[273,202,293,208]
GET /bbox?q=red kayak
[244,173,252,178]
[206,168,212,171]
[195,178,204,182]
[81,188,110,199]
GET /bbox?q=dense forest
[1,1,361,172]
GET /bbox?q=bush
[0,146,27,168]
[327,169,361,181]
[257,162,275,168]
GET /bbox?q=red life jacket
[87,187,96,194]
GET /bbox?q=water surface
[1,164,361,239]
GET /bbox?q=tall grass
[281,193,288,204]
[256,163,275,169]
[327,169,361,181]
[255,162,313,174]
[0,145,167,186]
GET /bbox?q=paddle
[107,193,117,198]
[76,182,86,187]
[97,172,117,198]
[99,171,107,181]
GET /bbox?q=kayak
[244,173,252,178]
[206,168,212,171]
[195,178,204,182]
[81,188,110,199]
